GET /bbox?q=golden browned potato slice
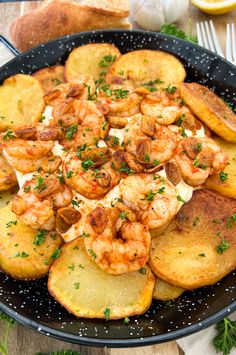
[180,82,236,142]
[0,74,45,131]
[65,43,121,81]
[32,65,65,92]
[0,204,62,280]
[153,278,185,301]
[106,50,186,88]
[0,152,17,191]
[48,238,155,319]
[149,189,236,290]
[205,136,236,198]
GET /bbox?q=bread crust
[9,0,131,52]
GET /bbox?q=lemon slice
[191,0,236,15]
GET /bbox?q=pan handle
[0,35,20,67]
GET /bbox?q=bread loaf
[10,0,131,52]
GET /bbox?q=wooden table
[0,2,236,354]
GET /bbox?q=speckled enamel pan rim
[0,299,236,347]
[0,29,236,347]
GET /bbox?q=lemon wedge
[191,0,236,15]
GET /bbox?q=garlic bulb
[131,0,189,31]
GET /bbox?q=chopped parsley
[6,220,17,228]
[81,159,94,171]
[50,248,61,260]
[119,211,128,220]
[14,251,29,258]
[143,79,164,86]
[198,253,206,257]
[226,214,236,228]
[99,55,116,68]
[33,177,47,192]
[176,114,185,126]
[219,171,229,182]
[33,230,47,246]
[103,308,110,321]
[144,154,150,162]
[24,185,31,192]
[165,85,177,94]
[146,187,165,201]
[124,317,130,325]
[216,234,230,254]
[154,159,159,166]
[177,195,185,203]
[66,170,74,178]
[2,130,14,141]
[74,282,80,289]
[139,267,146,275]
[72,199,82,208]
[88,248,97,260]
[65,125,78,141]
[181,128,188,138]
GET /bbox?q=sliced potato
[0,152,17,191]
[0,204,62,280]
[205,136,236,198]
[149,189,236,290]
[0,189,17,209]
[65,43,121,81]
[0,74,45,131]
[48,238,155,319]
[106,50,186,88]
[153,278,185,301]
[180,82,236,142]
[32,65,65,92]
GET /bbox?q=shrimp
[120,173,179,232]
[11,173,72,230]
[175,137,228,186]
[63,147,121,199]
[3,139,53,173]
[59,100,107,149]
[44,77,96,106]
[83,206,151,275]
[98,91,140,117]
[124,114,178,165]
[141,89,188,125]
[0,151,17,191]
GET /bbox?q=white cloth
[1,34,236,355]
[177,313,236,354]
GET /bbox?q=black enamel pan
[0,30,236,348]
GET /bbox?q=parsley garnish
[160,23,197,43]
[33,177,47,192]
[24,185,31,192]
[88,248,97,260]
[81,159,94,171]
[0,311,15,355]
[103,308,110,321]
[213,317,236,355]
[165,85,177,94]
[71,199,82,208]
[99,55,116,68]
[216,233,230,254]
[2,130,14,141]
[177,195,185,203]
[50,248,61,260]
[14,251,29,258]
[139,267,146,275]
[219,171,229,182]
[226,214,236,228]
[65,125,78,141]
[33,230,47,246]
[119,211,128,220]
[124,317,130,325]
[176,114,185,126]
[66,170,74,178]
[74,282,80,289]
[6,220,17,228]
